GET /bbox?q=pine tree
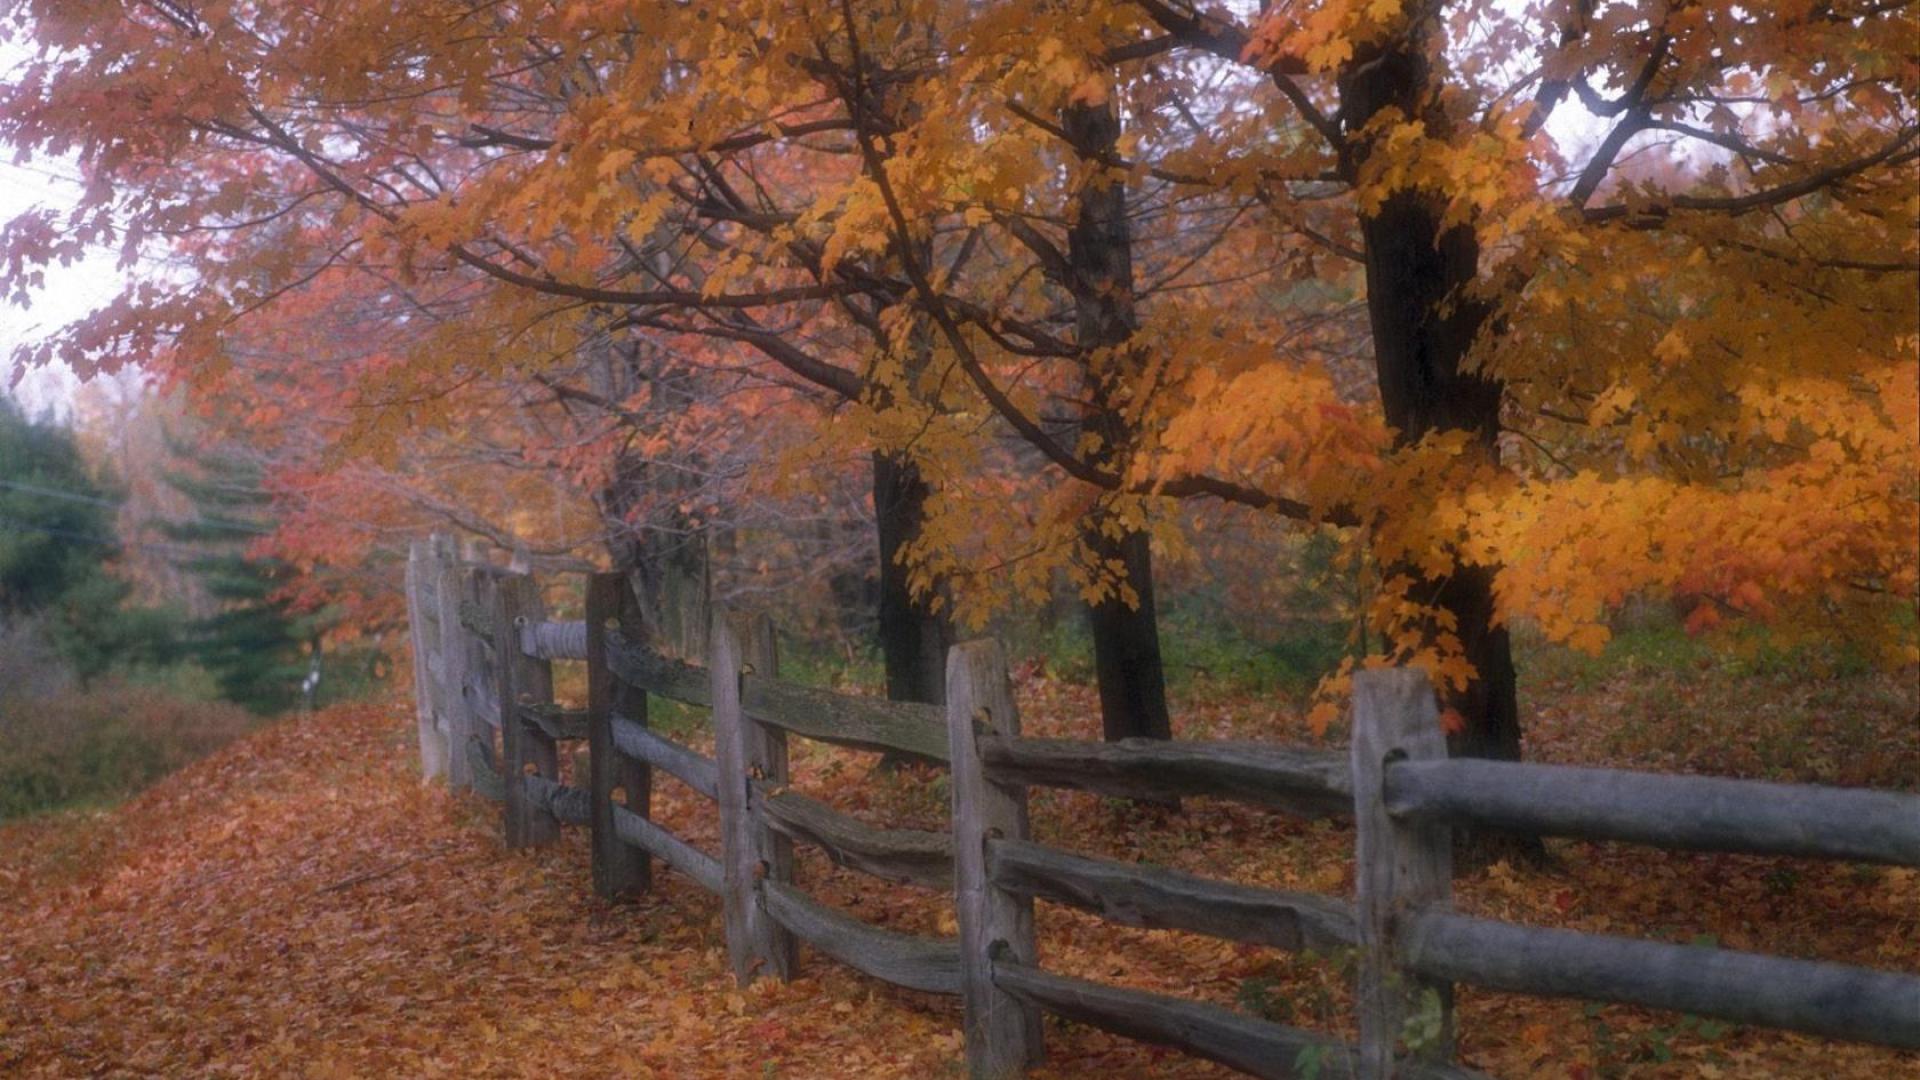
[0,397,188,683]
[159,439,318,713]
[0,396,114,616]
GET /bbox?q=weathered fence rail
[1401,911,1920,1049]
[987,838,1356,953]
[406,536,1920,1078]
[1386,756,1920,865]
[978,736,1353,817]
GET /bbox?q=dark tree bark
[1340,40,1521,770]
[1064,96,1174,744]
[873,449,952,706]
[600,450,710,661]
[1339,24,1536,862]
[1086,526,1173,742]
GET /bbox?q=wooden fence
[405,539,1920,1078]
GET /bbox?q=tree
[159,435,318,713]
[1131,0,1917,751]
[2,0,1912,763]
[0,395,188,683]
[1065,90,1173,741]
[0,395,111,615]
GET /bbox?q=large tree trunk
[1341,29,1535,863]
[1341,43,1522,769]
[589,333,711,661]
[1086,526,1173,742]
[873,449,951,705]
[601,451,711,661]
[1065,96,1174,743]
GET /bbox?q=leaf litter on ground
[0,660,1914,1078]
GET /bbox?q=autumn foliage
[1,4,1915,744]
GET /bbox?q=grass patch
[1010,610,1351,699]
[1516,611,1917,788]
[770,642,887,695]
[0,682,259,819]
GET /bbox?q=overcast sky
[0,38,133,417]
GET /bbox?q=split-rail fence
[405,536,1920,1078]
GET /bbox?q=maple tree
[1,0,1913,761]
[182,261,850,649]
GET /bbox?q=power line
[0,478,274,534]
[0,160,84,186]
[0,512,212,561]
[0,476,123,510]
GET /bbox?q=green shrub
[1160,611,1350,696]
[0,683,256,818]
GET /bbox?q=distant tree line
[0,396,322,714]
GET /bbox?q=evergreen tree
[0,396,115,615]
[159,440,318,713]
[0,398,188,683]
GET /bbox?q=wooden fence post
[405,537,449,780]
[435,550,480,790]
[496,572,561,848]
[586,572,651,898]
[711,612,798,983]
[463,567,504,781]
[946,640,1043,1078]
[1351,669,1454,1079]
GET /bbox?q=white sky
[0,39,131,418]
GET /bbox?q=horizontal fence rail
[601,630,950,761]
[405,543,1920,1080]
[756,785,953,889]
[1387,757,1920,867]
[613,803,723,894]
[1402,911,1920,1050]
[519,617,588,661]
[611,715,718,800]
[991,959,1361,1080]
[987,839,1356,953]
[523,774,590,826]
[520,703,587,741]
[980,736,1352,817]
[743,673,947,762]
[601,633,708,706]
[763,881,962,995]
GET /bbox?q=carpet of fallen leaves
[1,658,1915,1078]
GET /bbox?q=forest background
[1,0,1913,796]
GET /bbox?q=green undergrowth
[1516,612,1880,691]
[566,593,1913,794]
[780,608,1349,703]
[1014,610,1351,700]
[749,598,1913,789]
[1516,613,1917,789]
[766,643,886,696]
[0,681,261,819]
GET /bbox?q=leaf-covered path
[0,703,975,1078]
[1,695,1915,1078]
